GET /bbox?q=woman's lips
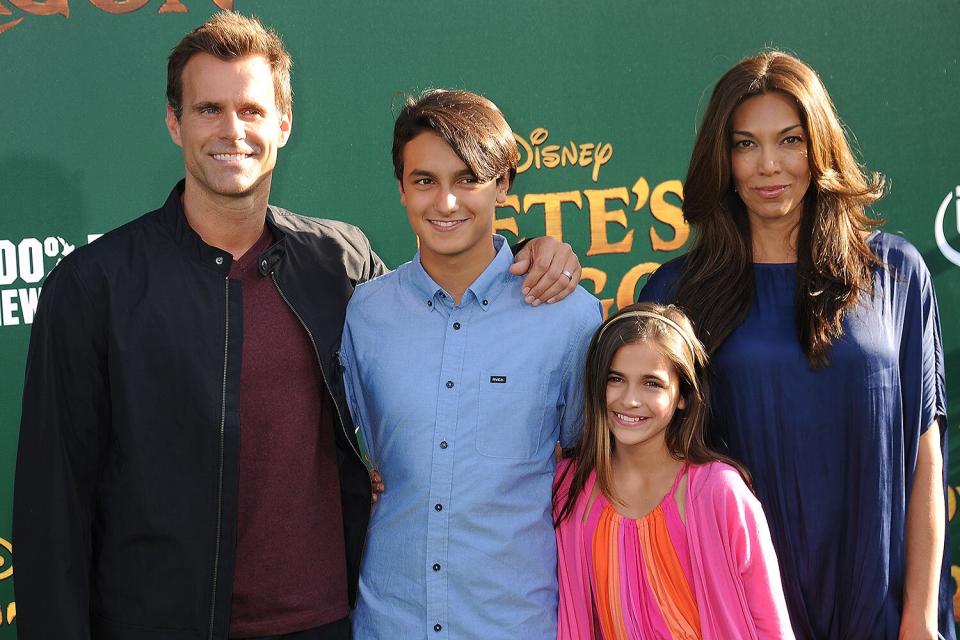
[754,184,788,199]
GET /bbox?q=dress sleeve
[898,251,946,436]
[721,472,795,639]
[13,260,109,639]
[637,256,683,304]
[892,242,954,638]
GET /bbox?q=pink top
[556,460,795,640]
[587,464,701,638]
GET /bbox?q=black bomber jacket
[13,182,386,640]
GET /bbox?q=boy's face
[399,132,508,266]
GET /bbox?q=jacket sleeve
[13,260,109,639]
[361,233,389,283]
[722,474,795,639]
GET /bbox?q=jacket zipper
[271,271,371,607]
[208,276,229,640]
[270,273,363,462]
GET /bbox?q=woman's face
[729,92,812,230]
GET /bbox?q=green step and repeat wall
[1,0,957,635]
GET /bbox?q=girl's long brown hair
[554,303,748,527]
[678,51,885,366]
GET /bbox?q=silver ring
[561,270,574,281]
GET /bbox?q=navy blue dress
[639,231,953,640]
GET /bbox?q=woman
[639,51,951,639]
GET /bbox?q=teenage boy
[340,90,602,639]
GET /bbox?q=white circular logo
[934,186,960,267]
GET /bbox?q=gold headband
[597,310,697,359]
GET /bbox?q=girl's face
[604,340,685,453]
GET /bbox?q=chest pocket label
[476,370,547,460]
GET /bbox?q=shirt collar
[409,235,513,312]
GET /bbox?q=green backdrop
[1,0,957,636]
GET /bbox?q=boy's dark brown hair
[167,11,292,119]
[392,89,519,189]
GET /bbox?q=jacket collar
[158,180,286,276]
[258,207,288,276]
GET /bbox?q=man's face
[165,53,291,203]
[399,131,508,266]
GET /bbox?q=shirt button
[482,299,488,305]
[427,300,433,307]
[439,292,446,298]
[453,322,461,330]
[215,256,224,265]
[433,563,441,571]
[434,624,442,632]
[445,380,454,389]
[439,440,448,449]
[435,503,443,511]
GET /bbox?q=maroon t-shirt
[228,230,348,638]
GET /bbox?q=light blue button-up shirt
[341,235,601,640]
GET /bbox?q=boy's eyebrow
[407,168,478,180]
[407,169,437,179]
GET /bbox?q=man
[341,90,602,639]
[13,13,579,640]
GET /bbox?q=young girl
[554,302,794,639]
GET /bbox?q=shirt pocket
[475,369,548,460]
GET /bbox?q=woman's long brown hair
[554,303,749,527]
[678,51,885,366]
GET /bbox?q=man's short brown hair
[167,12,292,119]
[392,89,519,189]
